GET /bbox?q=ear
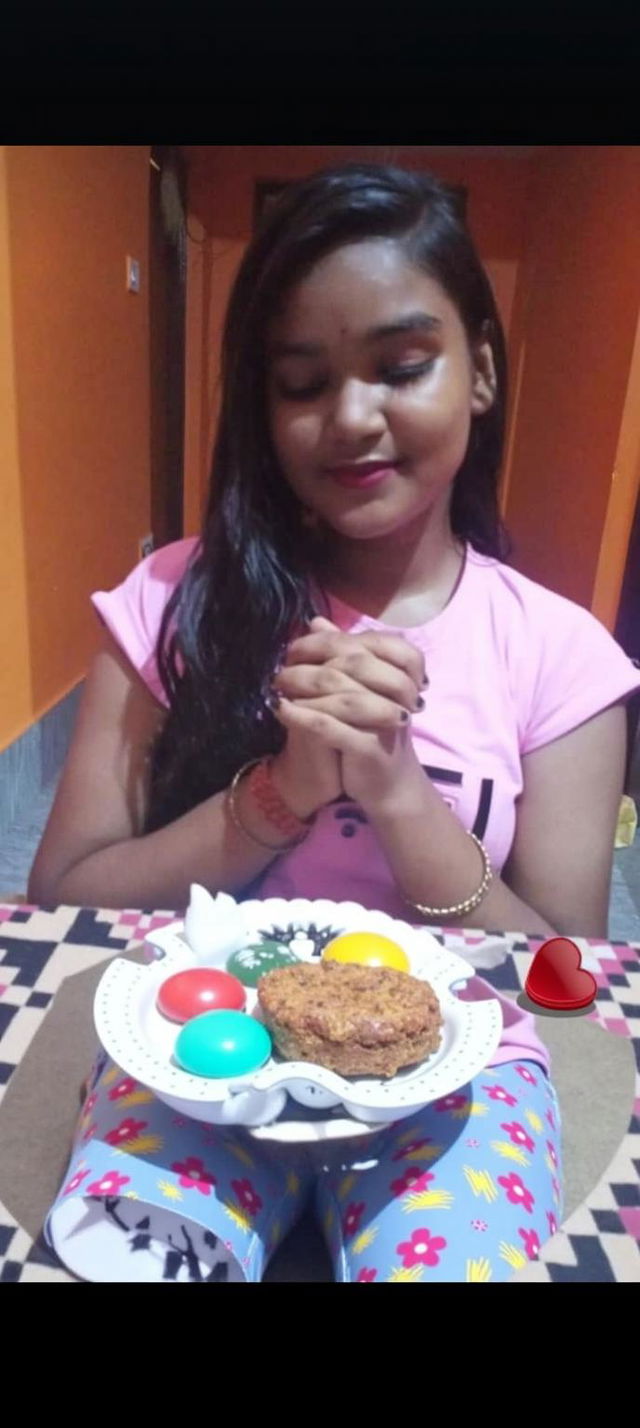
[470,339,497,416]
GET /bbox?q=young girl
[33,164,640,1283]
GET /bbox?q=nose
[325,378,386,446]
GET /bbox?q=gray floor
[1,754,640,940]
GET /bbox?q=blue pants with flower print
[315,1060,562,1282]
[52,1055,561,1282]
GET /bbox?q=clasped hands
[270,615,428,813]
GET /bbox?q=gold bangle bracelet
[406,833,493,920]
[225,759,309,853]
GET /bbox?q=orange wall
[182,145,533,529]
[503,145,640,611]
[0,148,31,745]
[0,145,152,750]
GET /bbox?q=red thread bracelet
[247,758,313,841]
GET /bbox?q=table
[1,902,639,1283]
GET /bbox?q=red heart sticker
[525,937,597,1011]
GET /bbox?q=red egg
[157,968,246,1023]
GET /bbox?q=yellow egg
[323,931,410,972]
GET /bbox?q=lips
[327,462,398,489]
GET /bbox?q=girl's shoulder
[91,538,200,704]
[130,536,201,598]
[465,547,603,637]
[94,536,199,615]
[465,548,640,753]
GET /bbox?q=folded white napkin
[182,884,248,965]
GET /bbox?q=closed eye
[383,360,435,386]
[274,359,435,402]
[274,378,327,401]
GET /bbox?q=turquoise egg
[174,1010,272,1079]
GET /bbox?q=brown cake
[257,959,443,1078]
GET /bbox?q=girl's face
[267,239,496,544]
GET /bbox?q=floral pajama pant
[53,1053,562,1283]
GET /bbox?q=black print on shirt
[334,805,369,839]
[471,777,494,841]
[330,767,494,841]
[421,765,494,841]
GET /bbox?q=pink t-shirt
[92,538,640,1074]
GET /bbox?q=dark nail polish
[400,710,410,724]
[422,675,430,688]
[416,695,426,711]
[265,689,281,710]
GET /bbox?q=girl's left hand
[272,617,426,811]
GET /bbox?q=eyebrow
[367,312,443,341]
[270,311,442,359]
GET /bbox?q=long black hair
[146,162,510,831]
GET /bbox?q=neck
[319,505,465,623]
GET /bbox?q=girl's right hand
[267,608,422,816]
[268,613,425,820]
[270,710,343,819]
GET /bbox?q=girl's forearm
[33,758,317,912]
[49,794,270,910]
[365,778,557,938]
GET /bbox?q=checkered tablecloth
[1,903,639,1282]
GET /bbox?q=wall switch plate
[138,533,155,560]
[126,256,140,293]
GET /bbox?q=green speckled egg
[226,941,299,988]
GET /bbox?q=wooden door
[148,145,186,549]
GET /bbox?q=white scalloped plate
[94,890,502,1142]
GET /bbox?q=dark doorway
[148,145,187,549]
[614,487,640,790]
